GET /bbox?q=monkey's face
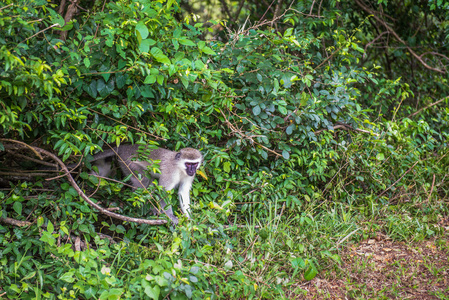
[185,162,199,176]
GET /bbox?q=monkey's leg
[158,200,178,225]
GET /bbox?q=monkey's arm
[178,179,193,218]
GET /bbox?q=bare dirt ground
[289,231,449,299]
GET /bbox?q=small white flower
[101,266,111,275]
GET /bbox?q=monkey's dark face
[185,162,199,176]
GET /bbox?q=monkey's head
[175,148,203,177]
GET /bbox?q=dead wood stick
[0,217,33,227]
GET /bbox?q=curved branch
[1,138,42,159]
[1,140,167,226]
[355,0,446,74]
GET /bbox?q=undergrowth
[0,0,448,299]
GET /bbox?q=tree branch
[407,96,449,118]
[0,217,32,227]
[354,0,446,74]
[1,140,167,226]
[315,124,379,137]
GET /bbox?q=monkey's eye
[185,162,198,168]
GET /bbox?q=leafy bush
[0,0,448,298]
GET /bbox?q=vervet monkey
[87,144,203,224]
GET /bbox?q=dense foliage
[0,0,448,298]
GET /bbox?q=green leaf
[167,0,176,9]
[180,76,189,88]
[179,37,195,46]
[141,86,155,98]
[68,187,78,197]
[282,150,290,159]
[253,105,261,116]
[300,92,308,106]
[291,257,305,268]
[54,12,65,27]
[13,201,22,215]
[40,231,56,246]
[194,60,205,70]
[144,285,160,300]
[99,288,124,300]
[139,39,156,53]
[278,106,288,115]
[304,261,318,281]
[376,153,385,160]
[284,28,293,37]
[150,47,171,64]
[9,284,20,293]
[136,21,149,39]
[83,57,90,68]
[60,271,75,283]
[85,80,97,98]
[144,75,157,84]
[96,79,105,95]
[223,162,231,173]
[168,64,177,76]
[201,46,216,55]
[273,78,279,95]
[116,73,126,89]
[47,221,54,233]
[172,39,179,50]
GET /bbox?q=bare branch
[7,152,57,168]
[1,139,42,160]
[314,124,380,137]
[0,217,32,227]
[355,0,446,74]
[408,96,449,118]
[1,140,167,226]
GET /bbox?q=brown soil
[288,233,449,299]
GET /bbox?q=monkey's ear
[175,152,181,160]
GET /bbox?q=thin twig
[223,224,261,229]
[0,3,13,11]
[378,160,419,198]
[19,24,61,45]
[315,124,380,136]
[408,96,449,118]
[219,109,282,157]
[86,108,164,140]
[336,227,361,247]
